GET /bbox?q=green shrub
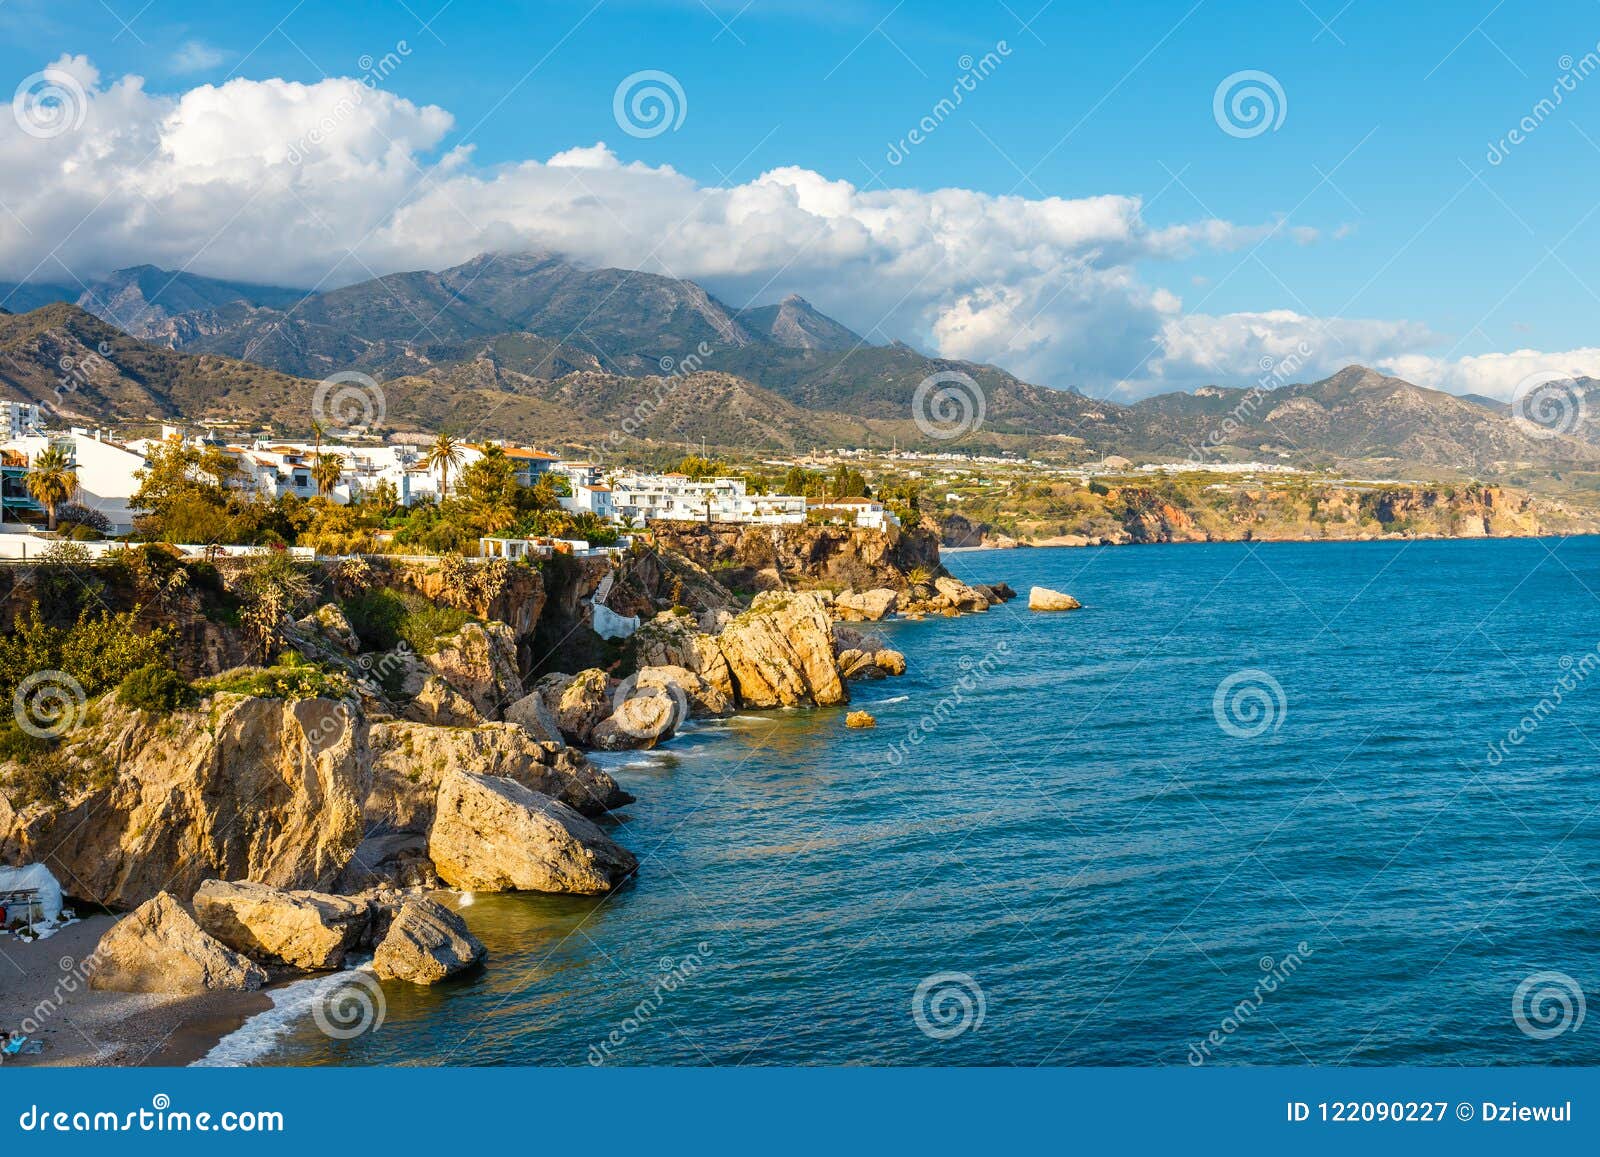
[196,657,353,701]
[340,589,471,655]
[0,604,173,712]
[116,664,198,714]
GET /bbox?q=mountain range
[3,253,1599,476]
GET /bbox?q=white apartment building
[2,403,43,440]
[609,473,807,525]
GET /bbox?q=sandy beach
[0,915,269,1067]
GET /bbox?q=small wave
[872,695,910,704]
[192,966,375,1067]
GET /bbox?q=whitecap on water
[192,965,377,1067]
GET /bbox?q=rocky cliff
[644,522,943,594]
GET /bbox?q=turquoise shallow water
[245,538,1600,1066]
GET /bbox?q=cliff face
[935,480,1568,546]
[0,696,369,908]
[645,522,942,593]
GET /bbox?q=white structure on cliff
[608,473,807,525]
[806,497,899,530]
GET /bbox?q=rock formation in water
[429,770,638,894]
[372,896,486,984]
[1028,586,1082,611]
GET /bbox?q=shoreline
[947,528,1600,551]
[0,914,270,1067]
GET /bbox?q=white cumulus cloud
[0,56,1563,402]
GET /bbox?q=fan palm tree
[311,452,345,497]
[25,445,76,531]
[425,432,466,501]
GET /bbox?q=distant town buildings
[0,420,903,545]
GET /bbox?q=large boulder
[0,696,369,908]
[503,688,563,743]
[192,880,373,972]
[1028,586,1082,611]
[874,649,907,676]
[89,892,268,994]
[295,603,361,654]
[367,720,631,829]
[837,649,882,680]
[631,612,736,701]
[403,676,483,727]
[420,621,524,719]
[553,668,617,746]
[833,588,899,621]
[716,591,848,708]
[429,771,637,894]
[635,665,732,719]
[372,896,486,985]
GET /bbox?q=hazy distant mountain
[0,267,300,338]
[1121,366,1600,471]
[4,254,1600,475]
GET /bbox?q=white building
[0,428,145,533]
[2,403,43,440]
[609,473,807,525]
[807,496,900,531]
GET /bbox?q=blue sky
[3,0,1600,398]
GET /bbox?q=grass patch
[196,652,354,701]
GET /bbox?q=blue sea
[225,538,1600,1066]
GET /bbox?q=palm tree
[25,445,76,531]
[425,432,465,501]
[310,419,326,456]
[311,452,345,497]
